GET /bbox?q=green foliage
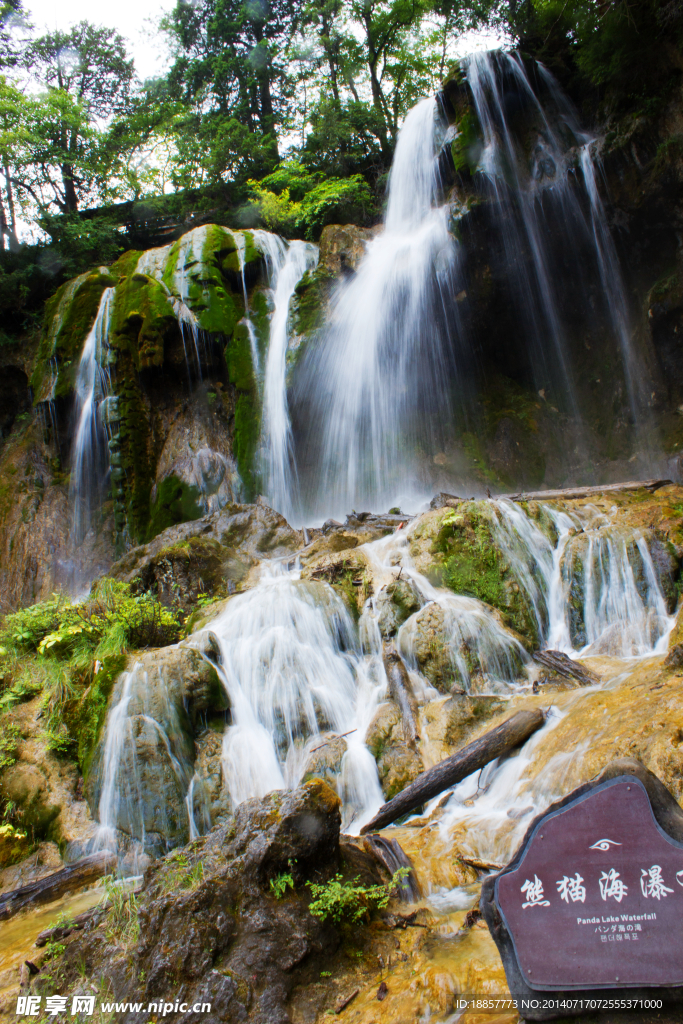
[307,868,409,924]
[0,580,182,661]
[270,860,296,899]
[100,876,140,944]
[0,719,20,770]
[157,851,205,895]
[0,821,30,868]
[247,164,374,239]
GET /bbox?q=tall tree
[28,22,134,212]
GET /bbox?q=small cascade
[490,500,675,657]
[295,96,461,520]
[252,230,318,521]
[464,50,646,432]
[93,659,200,864]
[204,560,385,832]
[69,287,115,546]
[235,232,262,382]
[362,527,529,695]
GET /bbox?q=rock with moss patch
[375,578,423,638]
[109,500,300,608]
[365,701,425,799]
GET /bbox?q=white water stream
[69,286,115,546]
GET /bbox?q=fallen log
[498,479,671,503]
[360,709,545,834]
[382,643,419,748]
[35,907,101,947]
[0,852,115,921]
[363,834,421,902]
[533,649,598,685]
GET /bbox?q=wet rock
[318,224,375,277]
[421,694,507,758]
[109,500,300,609]
[429,493,461,510]
[396,603,453,692]
[302,734,348,792]
[649,537,679,613]
[42,781,346,1023]
[666,603,683,667]
[375,578,423,638]
[366,702,424,799]
[85,647,226,852]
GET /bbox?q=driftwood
[533,649,598,685]
[382,643,419,747]
[360,709,545,834]
[461,855,504,872]
[499,479,671,502]
[0,852,115,921]
[335,989,359,1014]
[363,834,421,902]
[35,907,101,947]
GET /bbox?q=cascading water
[94,658,200,864]
[295,97,463,520]
[69,287,115,547]
[463,50,647,436]
[252,231,318,521]
[490,499,675,657]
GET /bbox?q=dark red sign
[496,777,683,989]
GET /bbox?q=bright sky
[24,0,176,81]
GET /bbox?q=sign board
[494,777,683,990]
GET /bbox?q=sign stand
[482,758,683,1020]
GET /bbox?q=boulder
[375,578,423,638]
[366,702,425,799]
[37,781,357,1024]
[109,499,300,608]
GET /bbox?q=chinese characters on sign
[521,864,675,909]
[495,778,683,990]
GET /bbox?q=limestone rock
[375,578,423,638]
[109,500,300,608]
[318,224,374,276]
[302,734,348,792]
[420,694,507,762]
[366,702,425,799]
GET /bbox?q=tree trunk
[4,166,18,250]
[0,853,115,921]
[383,642,419,747]
[360,709,546,834]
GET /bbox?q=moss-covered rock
[410,504,541,647]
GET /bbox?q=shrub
[307,868,409,925]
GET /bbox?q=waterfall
[490,500,675,657]
[94,660,198,863]
[69,287,115,547]
[252,231,318,521]
[204,560,385,832]
[464,50,646,435]
[295,97,462,520]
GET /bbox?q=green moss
[147,475,204,542]
[72,654,125,778]
[226,323,256,391]
[110,249,143,279]
[233,392,260,501]
[110,271,176,369]
[293,267,333,338]
[451,109,481,175]
[31,270,115,402]
[432,503,539,646]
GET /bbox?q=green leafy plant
[270,861,296,899]
[307,868,409,925]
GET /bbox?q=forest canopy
[0,0,679,316]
